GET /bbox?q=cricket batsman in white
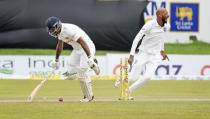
[45,16,100,102]
[115,8,170,99]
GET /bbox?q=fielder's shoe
[114,79,120,88]
[80,96,95,103]
[126,89,134,100]
[128,96,134,100]
[118,96,134,101]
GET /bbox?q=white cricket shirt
[130,19,169,55]
[58,23,95,51]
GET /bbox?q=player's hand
[51,60,60,70]
[87,57,100,75]
[160,51,169,61]
[128,55,134,66]
[87,57,95,68]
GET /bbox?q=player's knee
[78,72,91,83]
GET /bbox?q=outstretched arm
[55,40,64,61]
[128,32,145,66]
[51,39,63,70]
[130,33,145,56]
[77,37,100,75]
[129,22,151,65]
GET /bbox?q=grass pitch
[0,80,210,119]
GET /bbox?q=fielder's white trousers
[129,51,161,93]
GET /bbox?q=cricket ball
[58,96,63,102]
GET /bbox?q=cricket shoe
[128,96,134,100]
[63,72,77,80]
[126,89,134,100]
[114,79,120,88]
[80,96,95,103]
[118,96,134,101]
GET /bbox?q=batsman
[46,16,100,102]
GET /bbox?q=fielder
[46,16,100,102]
[115,8,170,99]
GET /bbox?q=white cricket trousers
[67,49,95,100]
[128,51,161,93]
[67,48,95,74]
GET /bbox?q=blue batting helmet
[45,16,62,37]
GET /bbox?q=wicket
[119,58,129,100]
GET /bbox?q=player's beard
[162,17,167,27]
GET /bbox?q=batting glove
[51,60,60,70]
[87,57,100,75]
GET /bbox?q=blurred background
[0,0,210,80]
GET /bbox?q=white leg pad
[78,70,93,100]
[79,81,87,98]
[83,80,93,100]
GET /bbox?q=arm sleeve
[69,25,82,42]
[161,23,170,51]
[130,32,144,55]
[129,23,151,55]
[161,43,164,51]
[73,33,81,42]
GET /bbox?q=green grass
[1,80,210,99]
[0,102,209,119]
[0,80,210,119]
[0,41,210,55]
[165,41,210,54]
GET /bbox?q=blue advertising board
[170,3,199,32]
